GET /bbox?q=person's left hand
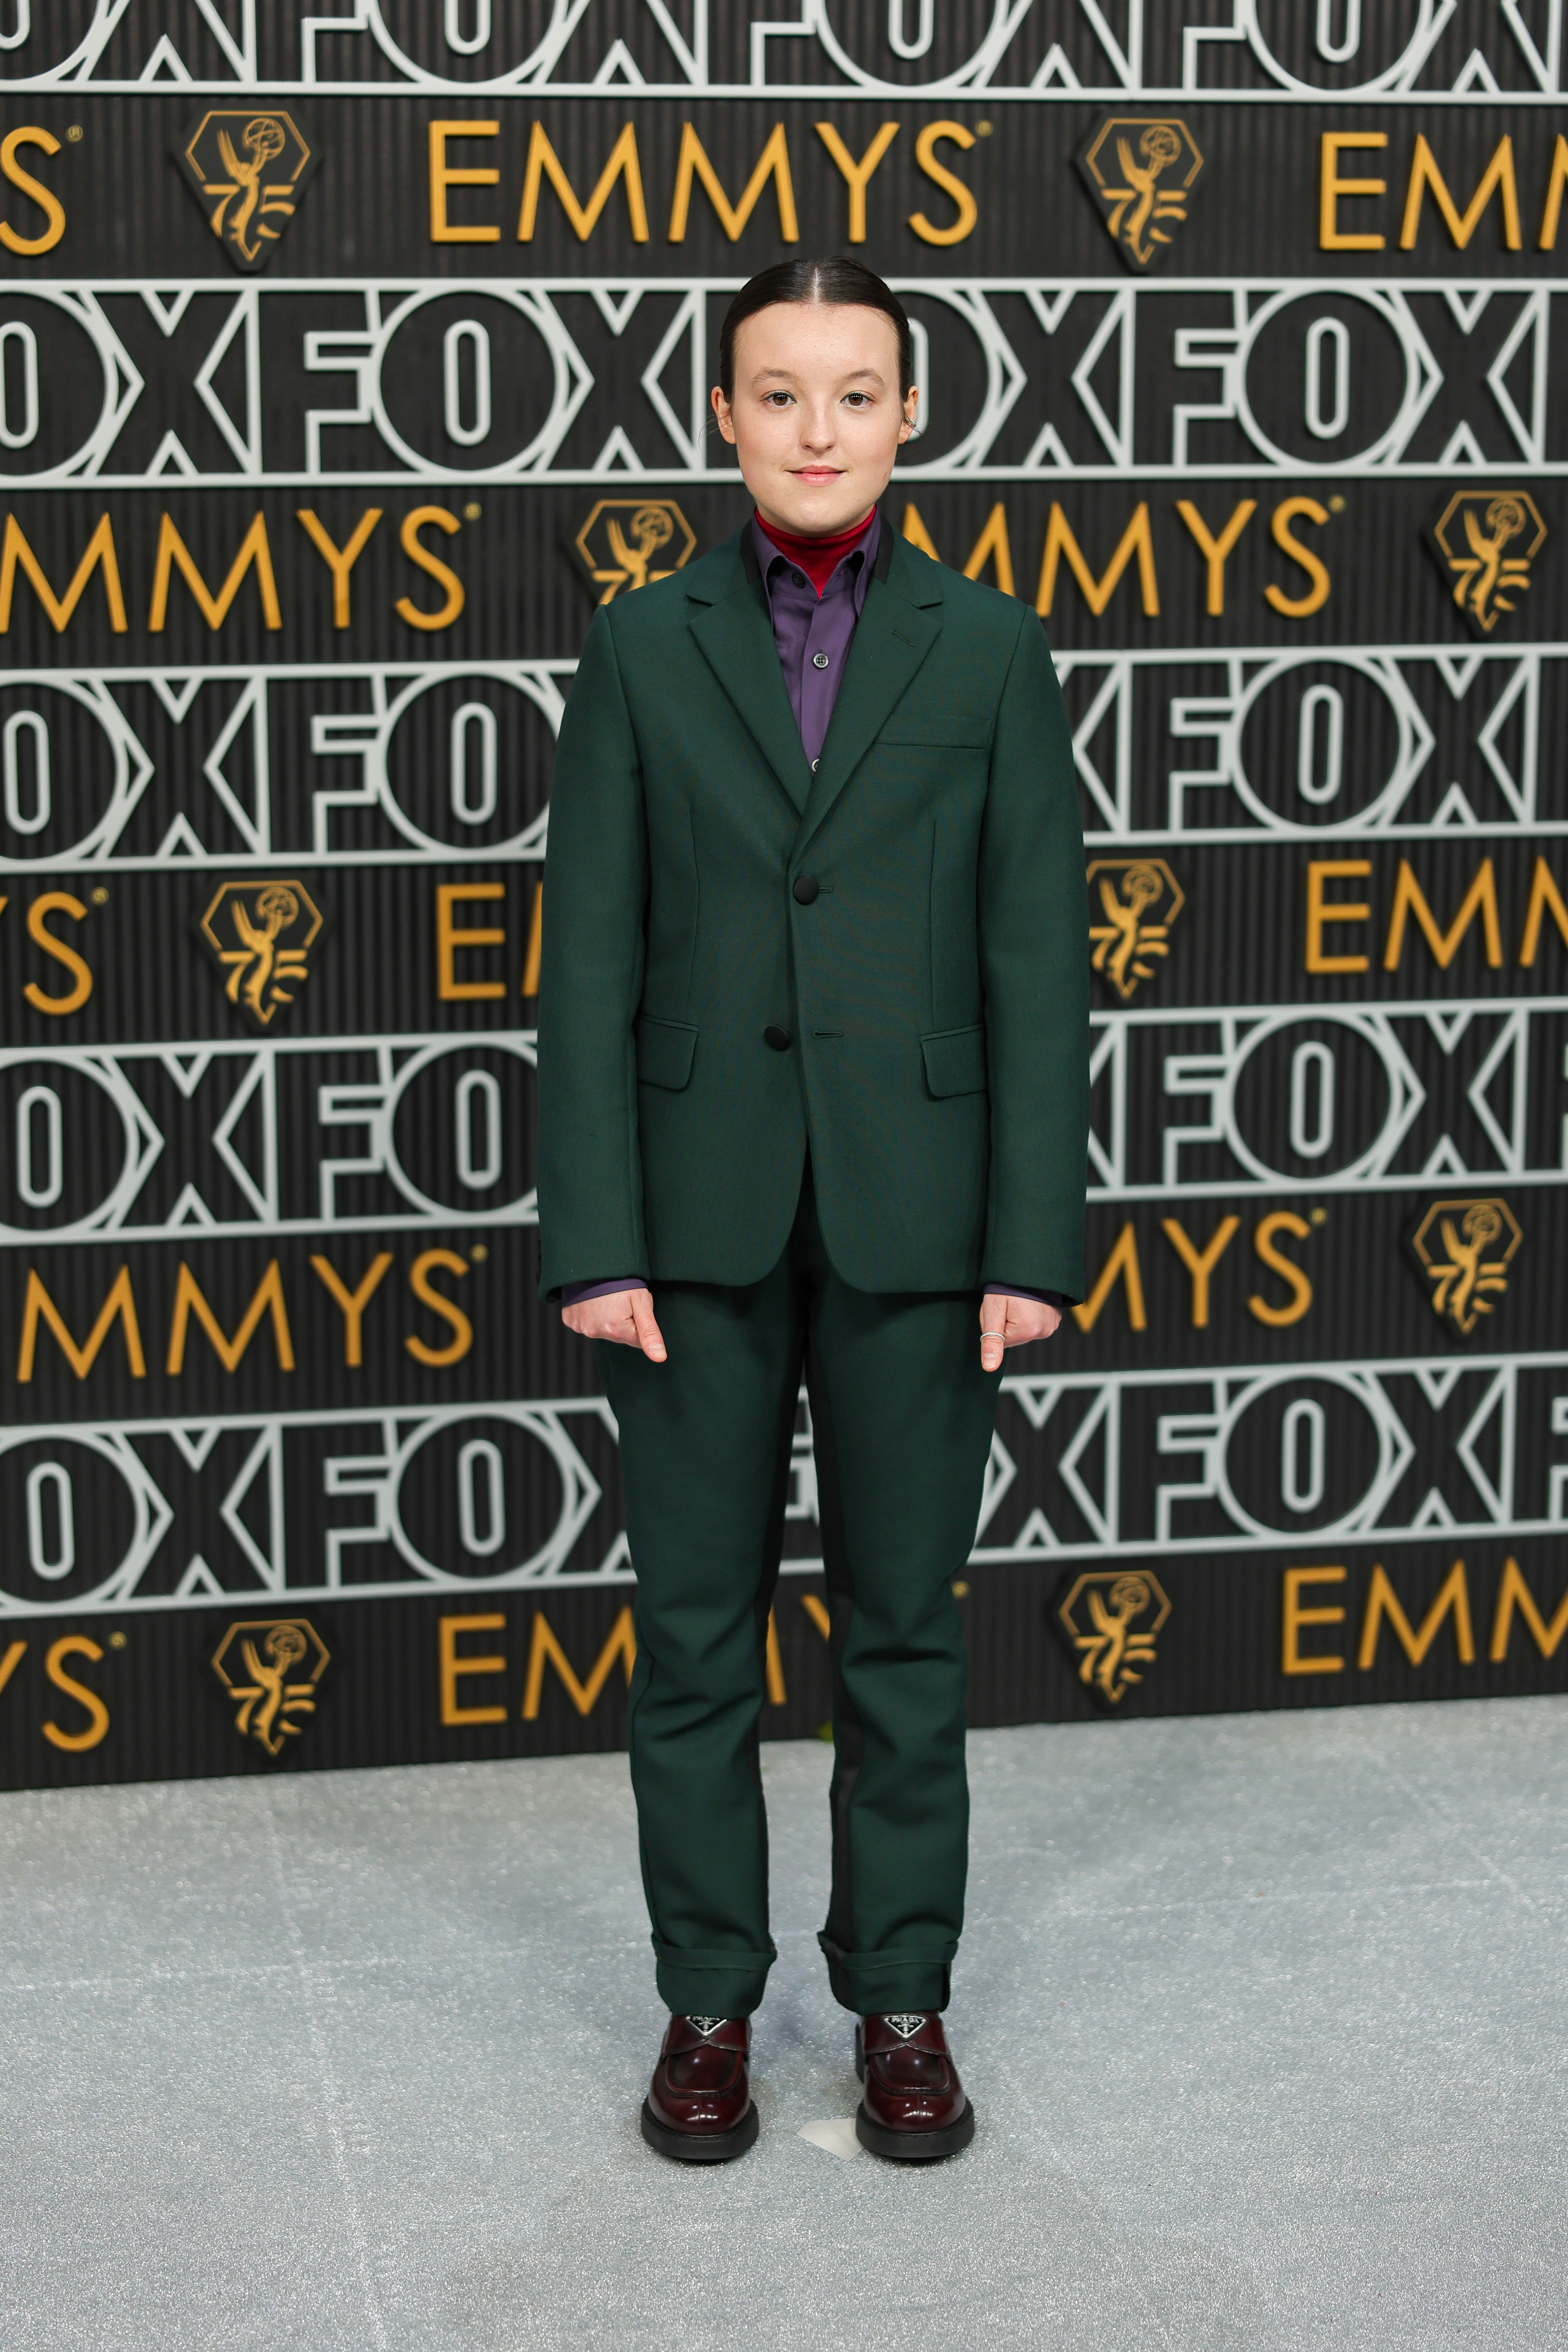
[979,1296,1062,1371]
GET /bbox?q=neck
[755,507,877,595]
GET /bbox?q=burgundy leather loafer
[855,2012,975,2160]
[641,2014,759,2162]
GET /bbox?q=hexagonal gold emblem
[573,499,697,604]
[176,110,318,271]
[1075,117,1205,269]
[1087,857,1185,1000]
[1057,1570,1171,1706]
[1428,490,1548,637]
[198,878,324,1029]
[212,1618,330,1757]
[1409,1196,1523,1337]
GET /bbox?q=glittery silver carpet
[3,1698,1564,2350]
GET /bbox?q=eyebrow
[750,367,889,387]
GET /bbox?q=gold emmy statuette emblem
[212,1619,330,1758]
[573,499,697,604]
[1087,858,1184,1000]
[1056,1571,1171,1708]
[1075,117,1204,269]
[1409,1196,1522,1337]
[1428,490,1548,638]
[198,879,324,1029]
[175,110,317,271]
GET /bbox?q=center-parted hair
[717,259,914,400]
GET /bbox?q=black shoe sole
[640,2097,759,2163]
[854,2100,975,2161]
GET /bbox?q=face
[711,301,918,537]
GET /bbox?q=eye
[842,392,872,408]
[764,390,794,408]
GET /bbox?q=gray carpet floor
[2,1697,1564,2350]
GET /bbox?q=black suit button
[763,1025,791,1052]
[792,874,819,905]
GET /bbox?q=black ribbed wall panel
[2,2,1564,1785]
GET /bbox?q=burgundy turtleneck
[752,506,878,595]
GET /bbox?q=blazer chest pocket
[879,718,992,750]
[635,1014,698,1091]
[921,1024,987,1098]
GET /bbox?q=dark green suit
[537,521,1087,2019]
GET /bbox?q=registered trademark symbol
[1328,494,1347,514]
[975,121,993,135]
[109,1631,127,1648]
[1310,1207,1328,1225]
[470,1243,489,1261]
[463,501,482,521]
[91,887,109,904]
[66,125,84,142]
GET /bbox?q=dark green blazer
[536,522,1088,1300]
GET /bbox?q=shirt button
[791,571,806,588]
[812,652,830,669]
[793,874,820,905]
[811,758,820,771]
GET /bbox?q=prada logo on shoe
[686,2015,726,2038]
[881,2014,929,2040]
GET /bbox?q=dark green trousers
[598,1163,1001,2021]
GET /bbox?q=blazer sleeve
[535,607,650,1301]
[977,608,1089,1302]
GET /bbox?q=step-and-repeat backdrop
[2,3,1565,1784]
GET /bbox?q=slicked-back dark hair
[717,258,913,400]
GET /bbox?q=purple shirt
[752,510,879,768]
[560,510,1060,1315]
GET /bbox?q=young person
[537,258,1088,2163]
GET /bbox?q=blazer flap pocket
[878,717,992,749]
[921,1024,987,1098]
[635,1015,698,1091]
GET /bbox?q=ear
[897,385,919,443]
[711,385,737,446]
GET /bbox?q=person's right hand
[561,1286,667,1361]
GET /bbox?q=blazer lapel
[686,536,813,817]
[792,532,944,856]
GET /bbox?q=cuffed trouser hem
[817,1933,957,2018]
[653,1937,777,2022]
